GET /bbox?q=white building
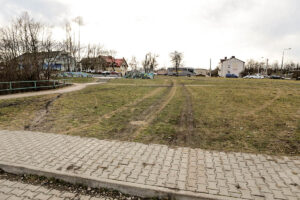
[218,56,245,77]
[18,51,76,72]
[194,68,209,76]
[43,51,76,71]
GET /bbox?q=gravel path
[0,130,299,199]
[0,82,103,100]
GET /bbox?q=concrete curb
[0,161,242,200]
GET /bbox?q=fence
[0,79,72,93]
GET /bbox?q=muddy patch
[170,84,195,145]
[25,94,62,130]
[0,102,20,108]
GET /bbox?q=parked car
[99,71,121,77]
[253,74,264,79]
[226,73,238,78]
[270,75,282,79]
[243,74,263,79]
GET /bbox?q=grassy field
[0,77,299,155]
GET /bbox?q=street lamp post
[259,57,264,74]
[261,57,269,75]
[266,58,269,75]
[281,48,291,70]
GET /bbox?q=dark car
[270,75,282,79]
[226,73,238,78]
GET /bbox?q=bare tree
[170,51,183,76]
[129,56,138,70]
[142,53,158,73]
[42,37,63,80]
[81,44,106,72]
[0,12,58,81]
[64,22,74,72]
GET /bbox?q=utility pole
[259,57,265,74]
[281,48,291,70]
[209,58,212,77]
[73,16,84,71]
[266,58,269,75]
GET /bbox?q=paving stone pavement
[0,178,115,200]
[0,130,299,200]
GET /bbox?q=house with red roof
[80,56,128,76]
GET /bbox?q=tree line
[0,13,118,82]
[240,59,300,77]
[210,59,300,77]
[130,51,183,74]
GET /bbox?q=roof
[100,56,127,68]
[80,56,128,68]
[17,51,70,62]
[220,56,245,63]
[80,57,104,64]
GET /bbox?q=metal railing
[0,79,72,92]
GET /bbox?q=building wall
[219,58,245,77]
[194,68,208,76]
[106,65,127,76]
[44,53,76,72]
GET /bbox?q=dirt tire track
[244,89,282,117]
[25,94,62,130]
[132,80,177,139]
[103,87,165,119]
[177,84,195,144]
[62,86,166,134]
[184,86,211,141]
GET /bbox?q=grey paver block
[35,193,53,200]
[6,195,24,200]
[22,190,37,199]
[10,188,25,196]
[48,196,65,200]
[0,130,299,200]
[0,192,10,200]
[0,186,13,193]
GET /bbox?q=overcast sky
[0,0,299,69]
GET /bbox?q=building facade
[194,68,209,76]
[218,56,245,77]
[18,51,76,72]
[43,51,76,71]
[81,56,128,76]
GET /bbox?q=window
[227,71,230,74]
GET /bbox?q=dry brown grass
[0,76,299,155]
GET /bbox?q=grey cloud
[200,0,258,23]
[0,0,69,26]
[254,1,300,38]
